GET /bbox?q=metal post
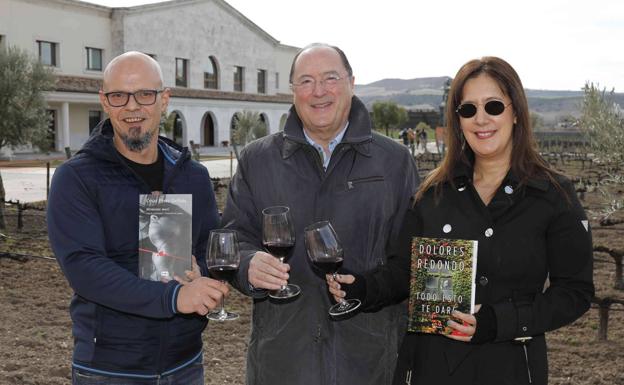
[46,162,50,201]
[17,203,23,231]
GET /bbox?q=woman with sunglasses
[327,56,594,385]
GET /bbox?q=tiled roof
[54,75,293,104]
[169,88,292,103]
[55,75,101,93]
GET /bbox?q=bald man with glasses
[48,51,226,385]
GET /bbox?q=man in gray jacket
[221,43,420,385]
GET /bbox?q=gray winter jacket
[221,96,420,385]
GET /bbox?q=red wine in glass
[206,230,240,321]
[208,265,238,282]
[312,256,343,275]
[264,243,294,261]
[262,206,300,299]
[304,221,361,317]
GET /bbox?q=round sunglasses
[455,100,512,118]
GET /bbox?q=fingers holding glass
[262,206,300,299]
[304,221,360,316]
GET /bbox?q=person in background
[47,51,227,385]
[419,128,428,152]
[329,56,594,385]
[407,127,416,155]
[400,127,409,146]
[221,43,420,385]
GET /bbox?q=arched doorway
[202,112,215,146]
[170,111,185,146]
[259,113,269,133]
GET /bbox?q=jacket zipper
[347,176,384,189]
[514,337,533,384]
[162,147,189,193]
[303,144,325,176]
[112,142,186,375]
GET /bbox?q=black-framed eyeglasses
[290,73,350,94]
[104,89,163,107]
[456,100,512,118]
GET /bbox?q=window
[275,72,279,90]
[176,58,188,87]
[38,40,58,66]
[204,56,219,89]
[89,111,102,134]
[233,66,244,92]
[257,69,266,94]
[86,47,102,71]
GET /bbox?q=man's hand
[326,273,355,303]
[176,277,228,315]
[248,251,289,290]
[174,255,201,284]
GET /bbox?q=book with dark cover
[138,193,192,282]
[407,237,477,335]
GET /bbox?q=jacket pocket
[393,334,418,385]
[93,305,159,369]
[346,176,385,190]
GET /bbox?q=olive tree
[0,46,55,228]
[580,82,624,223]
[371,100,408,137]
[581,82,624,293]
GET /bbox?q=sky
[87,0,624,91]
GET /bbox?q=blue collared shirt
[303,122,349,170]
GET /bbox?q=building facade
[0,0,298,153]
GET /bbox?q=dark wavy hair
[416,56,561,201]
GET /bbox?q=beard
[120,126,155,152]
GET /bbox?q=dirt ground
[1,162,623,385]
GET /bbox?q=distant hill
[355,77,624,125]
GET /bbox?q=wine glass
[206,229,240,321]
[304,220,361,316]
[262,206,301,299]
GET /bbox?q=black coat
[221,97,420,385]
[392,164,594,385]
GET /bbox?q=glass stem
[279,257,287,291]
[219,280,227,316]
[332,271,347,306]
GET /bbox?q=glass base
[329,299,361,317]
[269,283,301,299]
[207,310,239,321]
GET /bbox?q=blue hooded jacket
[47,119,220,378]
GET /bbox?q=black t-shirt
[119,149,164,192]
